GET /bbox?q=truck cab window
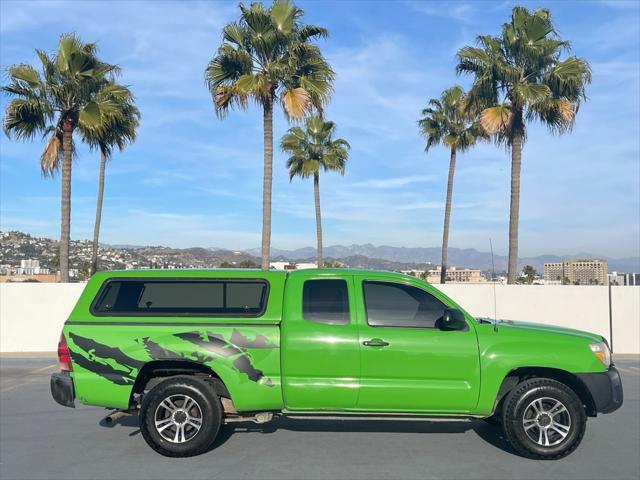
[363,281,446,328]
[303,279,349,325]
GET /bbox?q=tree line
[3,2,590,284]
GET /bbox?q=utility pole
[608,277,614,352]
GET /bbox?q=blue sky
[1,0,638,257]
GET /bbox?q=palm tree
[456,7,591,283]
[205,1,334,270]
[419,86,484,284]
[3,34,121,282]
[281,116,349,267]
[85,83,140,275]
[523,265,537,284]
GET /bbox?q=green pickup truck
[51,268,622,459]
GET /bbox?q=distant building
[544,259,608,285]
[425,266,484,284]
[624,273,640,286]
[269,261,317,271]
[607,271,640,286]
[608,271,626,286]
[0,273,58,283]
[400,269,426,277]
[17,259,49,275]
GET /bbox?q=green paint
[64,268,607,415]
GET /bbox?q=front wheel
[140,376,222,457]
[501,378,586,460]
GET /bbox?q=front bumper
[50,372,75,408]
[577,366,623,414]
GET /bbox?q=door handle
[363,340,390,347]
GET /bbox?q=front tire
[501,378,586,460]
[140,376,222,457]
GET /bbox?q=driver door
[354,276,481,413]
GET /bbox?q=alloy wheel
[522,397,572,447]
[154,394,203,443]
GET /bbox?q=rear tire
[501,377,586,460]
[140,376,222,457]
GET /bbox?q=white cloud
[596,0,640,9]
[348,175,436,189]
[1,0,638,258]
[405,1,478,24]
[99,208,260,249]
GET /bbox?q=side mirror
[440,308,467,331]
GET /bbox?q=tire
[140,376,222,457]
[501,377,586,460]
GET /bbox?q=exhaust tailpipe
[102,409,136,427]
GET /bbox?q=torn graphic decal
[70,333,145,370]
[230,329,278,349]
[140,337,183,360]
[175,330,274,386]
[69,333,143,385]
[139,337,215,364]
[69,350,134,385]
[66,330,275,388]
[175,331,237,358]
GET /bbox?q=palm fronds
[456,6,591,145]
[205,0,334,119]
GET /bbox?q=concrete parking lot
[1,356,639,480]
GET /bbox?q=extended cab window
[92,279,268,316]
[303,279,349,325]
[363,281,446,328]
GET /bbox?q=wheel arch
[130,360,232,406]
[494,366,597,417]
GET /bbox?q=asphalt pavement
[1,356,639,480]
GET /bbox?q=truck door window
[302,279,349,325]
[363,281,445,328]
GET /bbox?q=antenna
[489,238,498,331]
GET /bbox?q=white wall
[437,284,639,354]
[1,283,638,353]
[0,283,85,352]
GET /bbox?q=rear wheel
[501,378,586,460]
[140,376,222,457]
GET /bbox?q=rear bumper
[577,366,623,414]
[50,372,75,408]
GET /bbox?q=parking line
[617,367,640,375]
[0,381,35,394]
[0,365,57,394]
[616,366,634,373]
[28,364,57,374]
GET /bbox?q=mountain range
[246,244,640,273]
[4,230,637,274]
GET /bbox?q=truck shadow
[212,417,516,455]
[100,416,516,456]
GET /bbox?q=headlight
[589,342,611,367]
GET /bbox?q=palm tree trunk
[507,130,523,284]
[59,122,73,282]
[440,144,456,284]
[90,151,106,276]
[261,99,274,270]
[315,109,324,268]
[313,171,323,268]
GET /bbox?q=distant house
[425,266,485,284]
[270,261,317,270]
